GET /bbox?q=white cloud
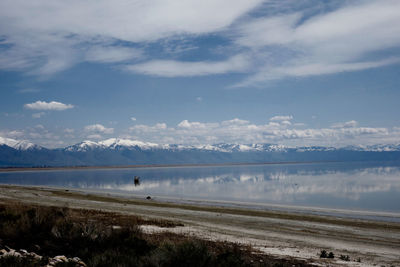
[130,117,137,121]
[280,120,291,126]
[85,46,142,63]
[242,58,400,84]
[234,0,400,86]
[125,55,249,77]
[177,120,218,129]
[32,112,45,118]
[0,0,399,86]
[24,101,74,111]
[84,124,114,134]
[124,118,398,146]
[0,125,73,149]
[3,118,400,148]
[235,13,300,48]
[87,134,103,140]
[0,0,262,76]
[221,118,249,126]
[331,120,358,129]
[1,0,262,42]
[0,130,24,139]
[270,115,293,122]
[64,128,75,138]
[129,123,168,133]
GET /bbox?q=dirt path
[1,185,399,266]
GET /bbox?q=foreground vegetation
[0,202,311,267]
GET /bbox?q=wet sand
[0,184,399,266]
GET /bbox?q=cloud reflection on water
[83,165,400,211]
[1,163,400,211]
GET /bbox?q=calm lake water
[1,161,400,216]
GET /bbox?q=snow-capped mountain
[63,139,290,153]
[1,136,400,167]
[64,140,100,152]
[294,146,337,152]
[2,136,400,153]
[63,139,400,153]
[0,136,41,151]
[65,138,167,152]
[343,144,400,152]
[194,143,288,152]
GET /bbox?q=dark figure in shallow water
[134,176,140,186]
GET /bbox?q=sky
[1,0,400,148]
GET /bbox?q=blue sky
[1,0,400,148]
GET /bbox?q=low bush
[339,255,350,261]
[0,255,44,267]
[0,202,312,266]
[319,250,334,259]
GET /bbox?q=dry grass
[0,201,312,267]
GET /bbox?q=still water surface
[1,162,400,214]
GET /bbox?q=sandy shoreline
[1,184,399,266]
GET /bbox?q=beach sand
[0,184,399,266]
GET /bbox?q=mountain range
[1,137,400,167]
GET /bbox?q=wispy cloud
[84,124,114,134]
[234,0,400,86]
[24,101,74,111]
[85,45,142,63]
[125,55,250,77]
[1,0,399,84]
[126,117,396,147]
[87,134,103,140]
[270,115,293,122]
[3,117,400,148]
[0,0,262,77]
[129,123,168,132]
[331,120,358,129]
[0,125,68,148]
[0,130,24,139]
[18,88,41,94]
[32,112,45,119]
[238,58,400,86]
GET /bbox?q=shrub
[0,255,45,267]
[149,240,212,267]
[339,255,350,261]
[0,203,312,267]
[319,250,334,259]
[214,243,246,267]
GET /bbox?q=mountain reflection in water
[1,162,400,213]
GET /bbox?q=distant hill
[1,137,400,167]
